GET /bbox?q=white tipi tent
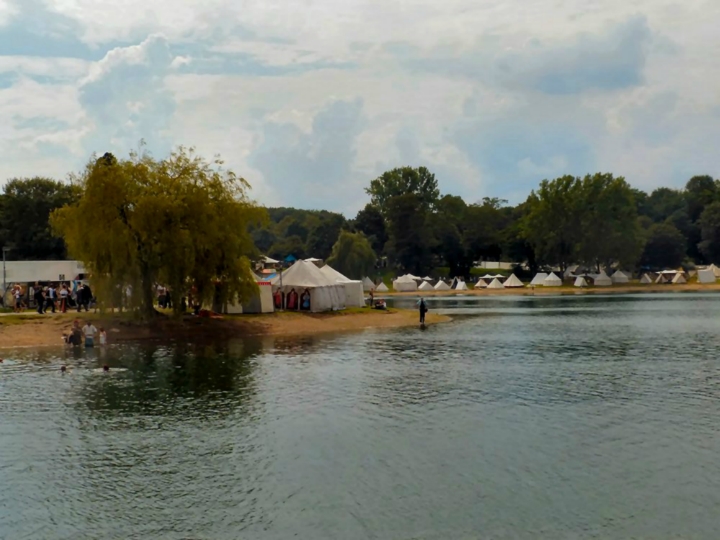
[455,281,469,291]
[594,272,612,287]
[376,282,389,292]
[543,273,562,287]
[487,278,504,289]
[574,276,588,287]
[710,264,720,278]
[503,274,524,288]
[698,269,717,284]
[672,273,687,284]
[362,277,375,292]
[434,280,451,291]
[611,270,630,284]
[418,281,434,291]
[277,260,345,312]
[320,265,365,308]
[475,278,488,289]
[393,275,419,292]
[656,272,673,284]
[531,273,548,286]
[640,273,653,284]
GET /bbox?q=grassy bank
[0,308,450,349]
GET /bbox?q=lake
[2,293,720,539]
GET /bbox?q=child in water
[99,328,107,346]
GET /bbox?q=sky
[0,0,719,215]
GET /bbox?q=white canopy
[305,257,322,262]
[277,260,345,312]
[418,281,434,291]
[531,273,548,286]
[487,278,504,289]
[320,265,365,307]
[393,275,418,292]
[594,271,612,287]
[422,276,433,281]
[376,282,389,292]
[503,274,524,288]
[672,273,687,284]
[574,276,588,287]
[698,269,717,284]
[362,276,375,291]
[611,270,630,284]
[543,273,562,287]
[434,280,451,291]
[640,273,653,284]
[262,256,279,264]
[481,274,495,279]
[406,274,422,281]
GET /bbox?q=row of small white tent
[392,274,467,292]
[475,274,525,289]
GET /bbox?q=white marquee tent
[543,273,562,287]
[611,270,630,284]
[640,273,653,284]
[362,277,375,292]
[594,272,612,287]
[418,281,434,291]
[503,274,524,288]
[574,276,588,287]
[376,282,389,292]
[672,273,687,284]
[698,269,717,284]
[275,260,345,312]
[393,275,419,292]
[320,265,365,308]
[226,281,274,314]
[487,278,504,289]
[531,273,548,286]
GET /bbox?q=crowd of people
[8,281,93,314]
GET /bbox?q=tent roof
[574,276,588,286]
[284,254,297,262]
[320,264,352,282]
[376,282,389,292]
[305,257,322,262]
[434,281,451,290]
[531,272,548,285]
[418,281,434,291]
[503,274,524,287]
[487,278,503,289]
[262,256,279,264]
[394,275,417,283]
[279,260,337,289]
[422,276,433,280]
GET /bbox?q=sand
[0,309,450,349]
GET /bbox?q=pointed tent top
[320,264,352,282]
[279,260,335,289]
[422,276,433,281]
[503,274,524,288]
[487,278,504,289]
[574,276,588,287]
[434,280,451,291]
[376,282,389,292]
[543,272,562,286]
[418,281,434,291]
[530,273,548,285]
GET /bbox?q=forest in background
[3,166,720,280]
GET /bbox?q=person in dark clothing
[418,297,428,325]
[34,283,45,314]
[77,284,92,312]
[45,284,57,313]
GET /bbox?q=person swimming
[60,365,67,373]
[103,364,110,372]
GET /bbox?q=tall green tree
[353,203,387,255]
[305,214,347,259]
[0,177,81,260]
[385,193,432,274]
[52,148,266,318]
[685,175,718,222]
[576,173,642,271]
[326,231,377,279]
[698,201,720,263]
[640,223,686,269]
[366,166,440,216]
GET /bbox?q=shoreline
[0,309,450,350]
[381,283,720,296]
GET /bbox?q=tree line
[3,153,720,313]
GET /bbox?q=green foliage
[685,175,719,222]
[366,166,440,216]
[326,231,376,279]
[385,193,432,274]
[353,204,387,255]
[698,201,720,263]
[51,147,266,318]
[0,177,81,260]
[640,223,686,269]
[305,214,347,259]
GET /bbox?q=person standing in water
[418,297,428,325]
[82,320,98,348]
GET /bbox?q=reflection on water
[2,294,720,539]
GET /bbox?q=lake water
[2,293,720,539]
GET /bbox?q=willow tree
[52,147,267,318]
[326,230,377,279]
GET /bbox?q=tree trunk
[140,263,156,319]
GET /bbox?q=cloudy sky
[0,0,718,214]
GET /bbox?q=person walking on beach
[417,297,428,325]
[59,283,69,313]
[82,320,98,348]
[13,285,23,313]
[34,283,45,314]
[45,284,56,313]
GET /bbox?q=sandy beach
[0,308,450,349]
